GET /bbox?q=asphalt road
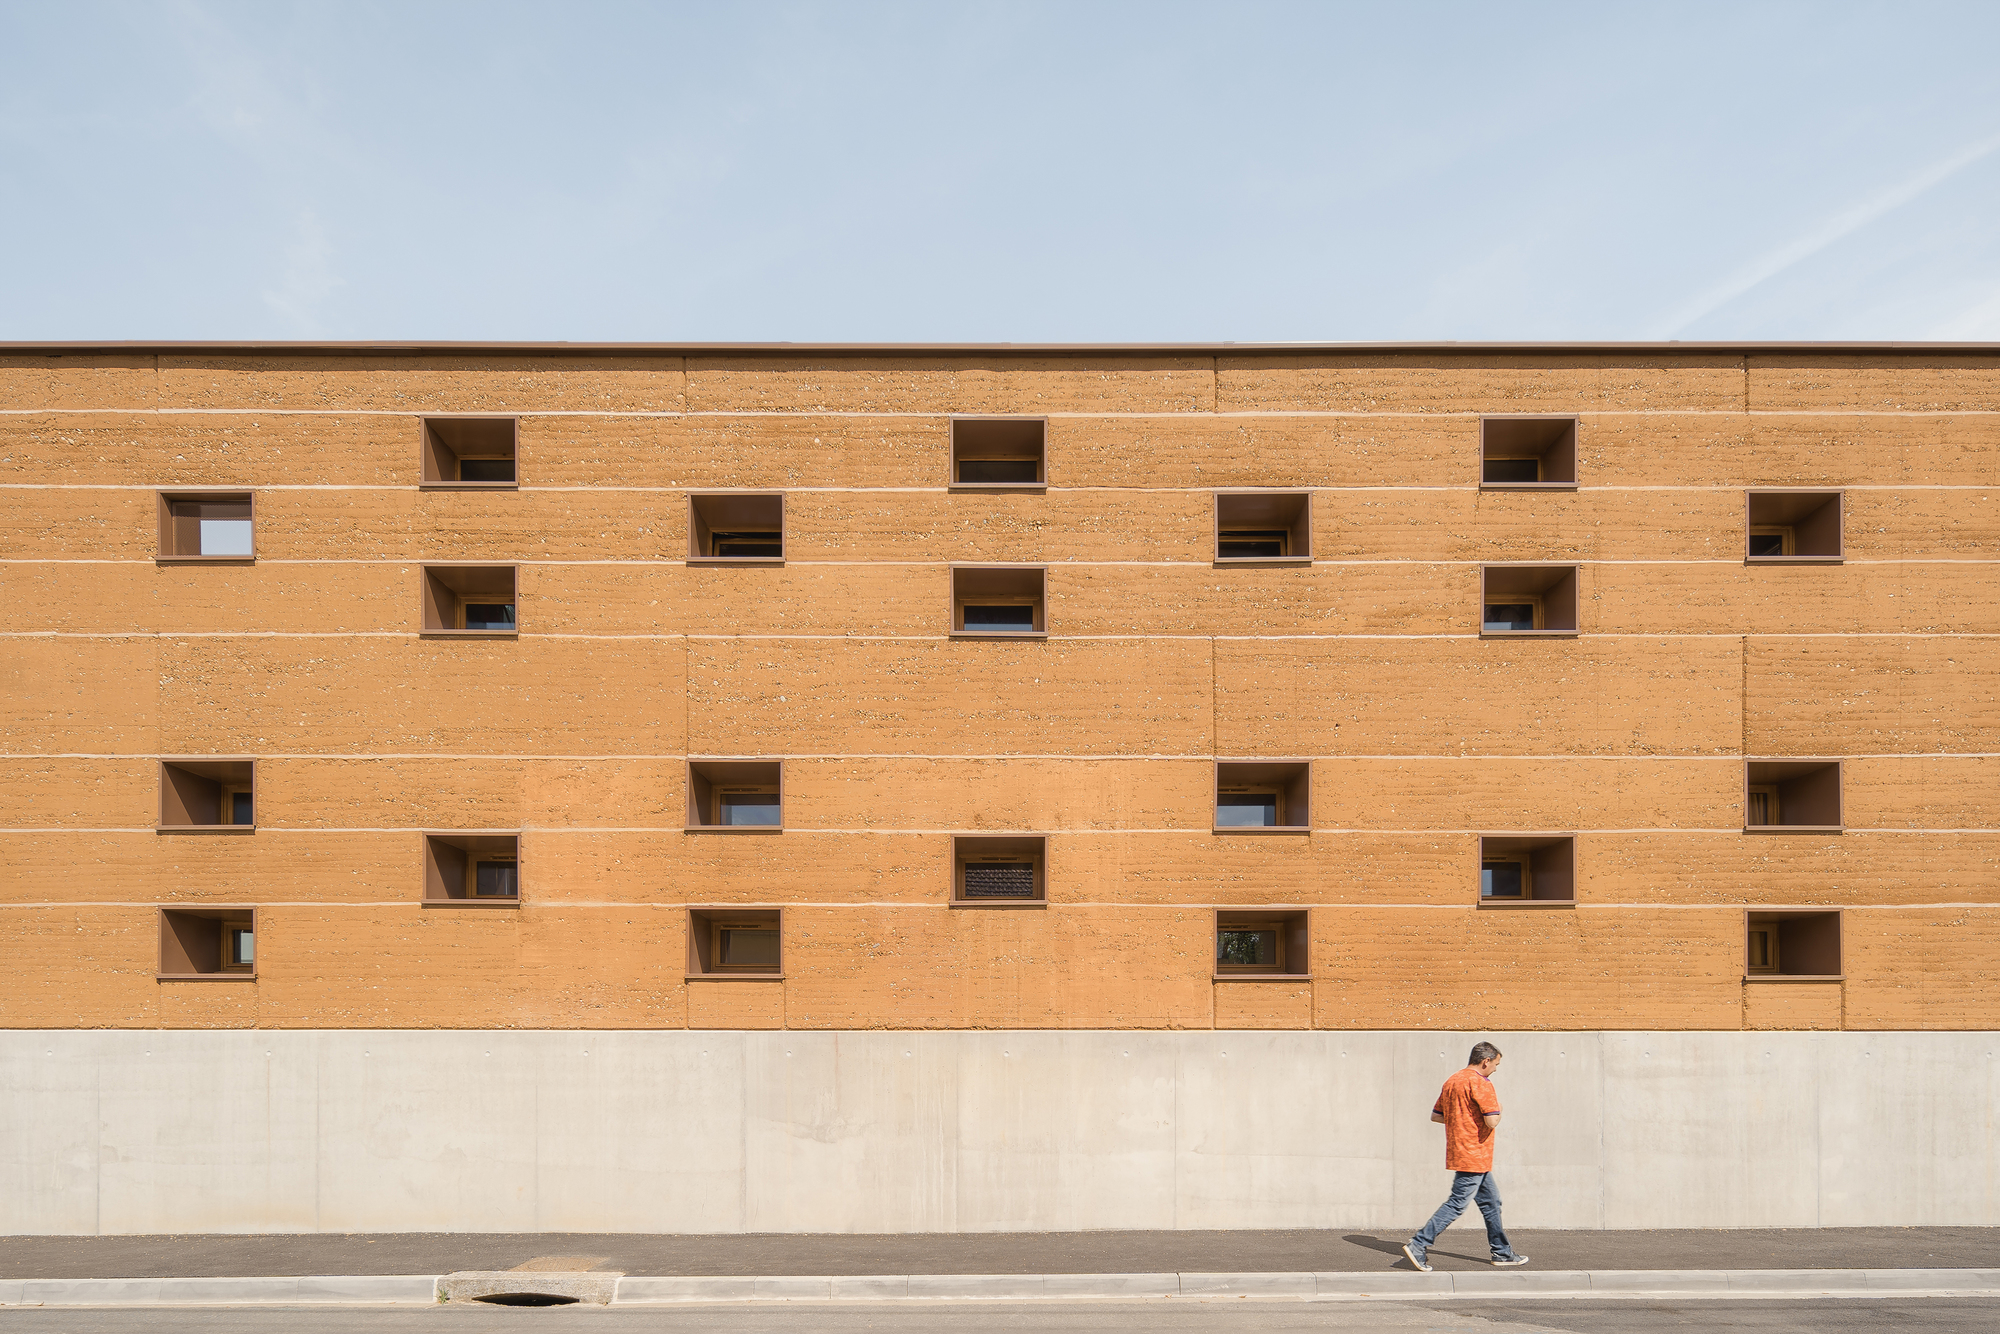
[1,1300,1998,1334]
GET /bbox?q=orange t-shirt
[1433,1067,1502,1171]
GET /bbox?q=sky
[2,0,1999,343]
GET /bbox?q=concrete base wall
[2,1029,1994,1235]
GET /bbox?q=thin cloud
[1654,129,2000,337]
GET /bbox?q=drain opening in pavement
[473,1293,581,1306]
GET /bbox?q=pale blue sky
[4,0,1999,342]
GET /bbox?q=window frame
[1744,908,1844,982]
[157,906,258,981]
[1480,564,1580,637]
[685,906,785,980]
[419,563,521,638]
[687,492,786,566]
[1211,907,1310,981]
[685,759,785,834]
[1479,415,1579,490]
[421,831,524,908]
[948,416,1048,492]
[419,416,520,490]
[951,833,1048,908]
[1213,490,1313,567]
[1475,833,1577,908]
[1743,759,1843,833]
[1745,490,1843,564]
[157,758,257,834]
[156,490,257,564]
[949,565,1048,639]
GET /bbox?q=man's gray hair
[1469,1041,1503,1065]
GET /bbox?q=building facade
[2,343,1996,1233]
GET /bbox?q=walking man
[1402,1041,1529,1271]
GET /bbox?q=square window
[421,418,518,488]
[1214,760,1310,832]
[952,834,1047,906]
[423,832,522,906]
[157,908,257,979]
[157,492,255,561]
[1214,492,1312,564]
[686,907,783,978]
[689,493,785,563]
[687,760,784,832]
[421,565,519,636]
[1744,760,1842,831]
[1745,910,1842,979]
[1746,491,1842,562]
[1213,909,1309,978]
[951,566,1046,637]
[1481,417,1577,488]
[1476,834,1575,906]
[1481,565,1579,635]
[950,417,1046,489]
[158,759,256,833]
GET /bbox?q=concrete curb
[5,1267,1998,1306]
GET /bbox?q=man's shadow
[1343,1234,1488,1268]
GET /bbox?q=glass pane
[1218,530,1288,559]
[1483,603,1536,631]
[719,928,779,967]
[475,861,518,897]
[1216,793,1279,826]
[963,605,1035,630]
[956,458,1039,484]
[1217,929,1276,967]
[1483,457,1541,484]
[720,792,780,825]
[228,928,254,965]
[1748,532,1785,557]
[962,863,1035,898]
[1481,861,1523,897]
[198,519,254,556]
[463,603,516,630]
[456,457,515,482]
[712,532,783,558]
[230,792,254,825]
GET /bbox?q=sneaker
[1401,1243,1432,1273]
[1491,1254,1531,1267]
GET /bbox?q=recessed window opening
[1213,909,1309,978]
[1481,417,1577,488]
[1744,760,1842,831]
[421,418,517,487]
[1214,492,1311,564]
[158,759,256,833]
[158,492,255,560]
[686,907,783,977]
[951,566,1046,637]
[689,493,785,563]
[950,417,1046,488]
[1746,492,1842,562]
[687,760,784,832]
[952,834,1047,905]
[1477,835,1574,905]
[423,833,522,905]
[421,565,518,635]
[1214,760,1310,832]
[1481,566,1578,635]
[157,908,256,978]
[1746,910,1842,978]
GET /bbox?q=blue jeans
[1409,1171,1517,1260]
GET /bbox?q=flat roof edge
[2,339,1999,356]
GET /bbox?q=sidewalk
[2,1226,1995,1280]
